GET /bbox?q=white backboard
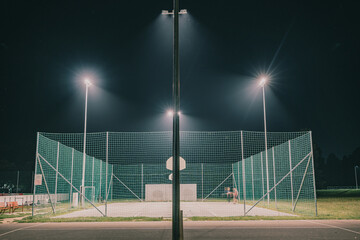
[166,157,186,171]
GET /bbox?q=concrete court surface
[55,202,294,218]
[0,220,359,240]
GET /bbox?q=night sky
[1,0,360,171]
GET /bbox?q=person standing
[225,187,232,203]
[232,187,238,203]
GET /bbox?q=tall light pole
[355,166,359,190]
[259,77,270,206]
[162,7,187,240]
[172,0,181,238]
[81,78,92,207]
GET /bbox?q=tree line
[313,144,360,189]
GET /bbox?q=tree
[312,142,327,189]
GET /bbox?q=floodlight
[259,77,267,87]
[167,110,174,116]
[167,110,181,116]
[161,9,187,15]
[85,78,92,86]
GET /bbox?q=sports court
[33,130,317,218]
[55,202,294,218]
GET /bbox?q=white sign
[72,193,79,207]
[34,174,42,186]
[166,157,186,171]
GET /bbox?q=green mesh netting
[33,130,316,217]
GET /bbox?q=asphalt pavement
[0,220,359,240]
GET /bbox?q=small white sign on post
[166,157,186,171]
[72,192,79,207]
[34,174,42,186]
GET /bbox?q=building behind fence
[0,171,33,194]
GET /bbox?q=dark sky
[1,0,360,170]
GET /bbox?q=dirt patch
[1,213,30,224]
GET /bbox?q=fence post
[31,171,34,194]
[55,142,60,208]
[105,131,109,216]
[32,132,39,216]
[265,137,270,206]
[272,147,277,209]
[251,156,254,201]
[241,131,246,216]
[201,163,204,201]
[141,164,144,200]
[92,157,95,198]
[237,157,240,203]
[70,148,74,207]
[261,152,264,204]
[309,131,318,216]
[289,140,294,209]
[111,165,114,202]
[37,155,56,214]
[99,160,102,202]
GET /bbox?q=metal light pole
[259,77,270,205]
[355,166,359,190]
[172,0,181,238]
[81,79,91,207]
[162,6,187,240]
[16,170,19,193]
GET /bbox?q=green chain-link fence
[33,130,316,217]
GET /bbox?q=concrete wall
[145,184,197,201]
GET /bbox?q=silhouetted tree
[312,142,327,189]
[325,153,341,186]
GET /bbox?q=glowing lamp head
[258,77,267,87]
[167,110,174,117]
[167,110,181,117]
[84,78,92,86]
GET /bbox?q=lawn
[315,189,360,219]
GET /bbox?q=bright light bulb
[167,110,174,117]
[167,110,182,116]
[259,77,267,87]
[85,78,92,86]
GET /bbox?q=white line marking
[303,220,360,235]
[0,223,46,238]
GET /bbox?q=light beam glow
[85,78,92,86]
[167,110,181,117]
[258,77,267,87]
[167,110,174,116]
